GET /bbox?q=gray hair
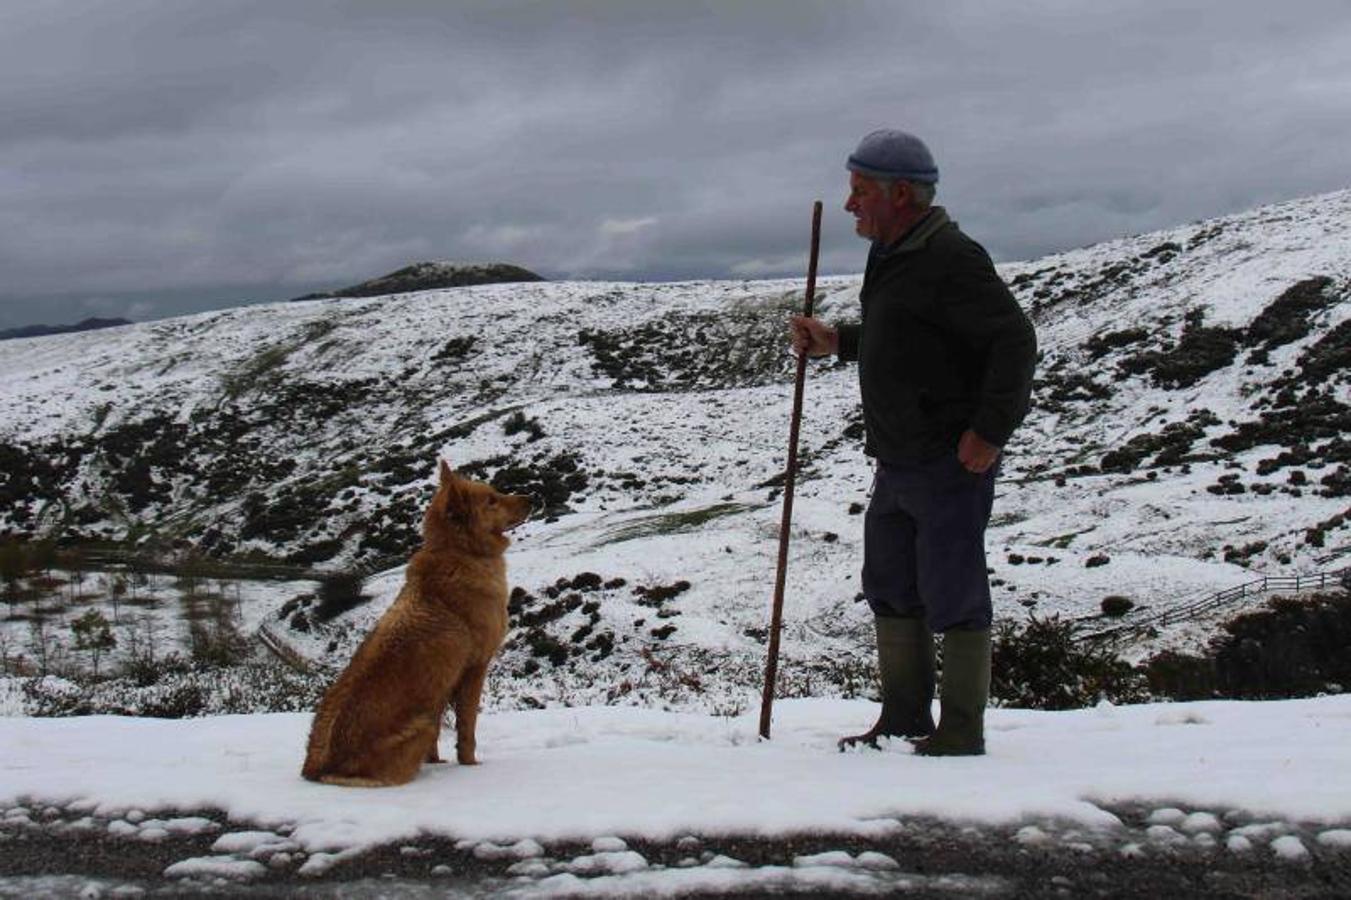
[908,180,936,210]
[876,177,936,211]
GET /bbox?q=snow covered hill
[1,189,1348,705]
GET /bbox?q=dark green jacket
[836,207,1036,463]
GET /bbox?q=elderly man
[791,130,1036,756]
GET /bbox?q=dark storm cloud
[2,0,1349,327]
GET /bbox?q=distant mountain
[0,317,131,342]
[291,261,543,301]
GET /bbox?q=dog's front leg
[424,708,445,756]
[453,664,489,765]
[424,699,449,764]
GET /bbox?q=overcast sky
[2,1,1349,328]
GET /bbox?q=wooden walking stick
[759,199,823,740]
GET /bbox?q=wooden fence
[256,620,318,673]
[1079,566,1350,644]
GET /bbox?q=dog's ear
[436,460,471,521]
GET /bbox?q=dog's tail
[309,772,398,788]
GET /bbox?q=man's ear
[888,180,911,209]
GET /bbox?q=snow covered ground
[2,696,1350,893]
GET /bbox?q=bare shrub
[70,609,116,677]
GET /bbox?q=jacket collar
[872,206,951,258]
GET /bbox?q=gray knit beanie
[846,129,939,184]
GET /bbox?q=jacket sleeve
[937,239,1037,448]
[836,323,861,362]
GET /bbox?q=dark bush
[120,650,193,688]
[459,453,588,517]
[1144,591,1351,700]
[1099,419,1208,473]
[634,580,692,605]
[288,539,343,565]
[1293,318,1351,382]
[1141,650,1216,700]
[508,587,534,617]
[1084,327,1149,359]
[503,411,545,441]
[20,679,95,717]
[587,631,616,661]
[1118,311,1241,389]
[136,682,211,719]
[313,571,370,623]
[523,628,570,666]
[577,306,793,392]
[1222,541,1268,564]
[17,663,326,718]
[567,572,605,592]
[1245,277,1335,350]
[1141,241,1182,261]
[990,615,1149,709]
[1101,595,1135,617]
[431,336,477,363]
[517,593,582,628]
[1212,592,1351,698]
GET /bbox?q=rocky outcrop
[0,317,131,342]
[292,262,543,302]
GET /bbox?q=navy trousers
[862,454,997,633]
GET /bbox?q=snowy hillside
[1,189,1348,706]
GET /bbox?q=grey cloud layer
[2,0,1349,326]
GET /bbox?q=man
[791,129,1036,756]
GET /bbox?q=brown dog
[302,460,531,787]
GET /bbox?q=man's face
[845,172,904,242]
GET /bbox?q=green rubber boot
[838,616,936,750]
[914,627,990,757]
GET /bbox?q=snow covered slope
[1,190,1348,705]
